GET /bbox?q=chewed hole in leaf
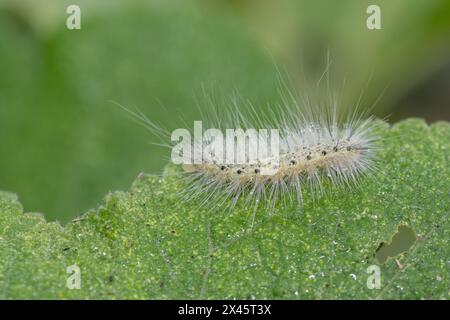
[376,225,417,264]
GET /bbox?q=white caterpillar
[179,106,379,213]
[117,78,381,216]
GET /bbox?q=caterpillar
[116,75,381,218]
[179,109,379,213]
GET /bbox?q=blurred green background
[1,0,449,222]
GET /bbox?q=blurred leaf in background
[226,0,450,119]
[0,0,449,222]
[0,0,281,222]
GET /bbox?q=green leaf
[0,119,449,299]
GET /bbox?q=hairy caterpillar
[116,75,381,218]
